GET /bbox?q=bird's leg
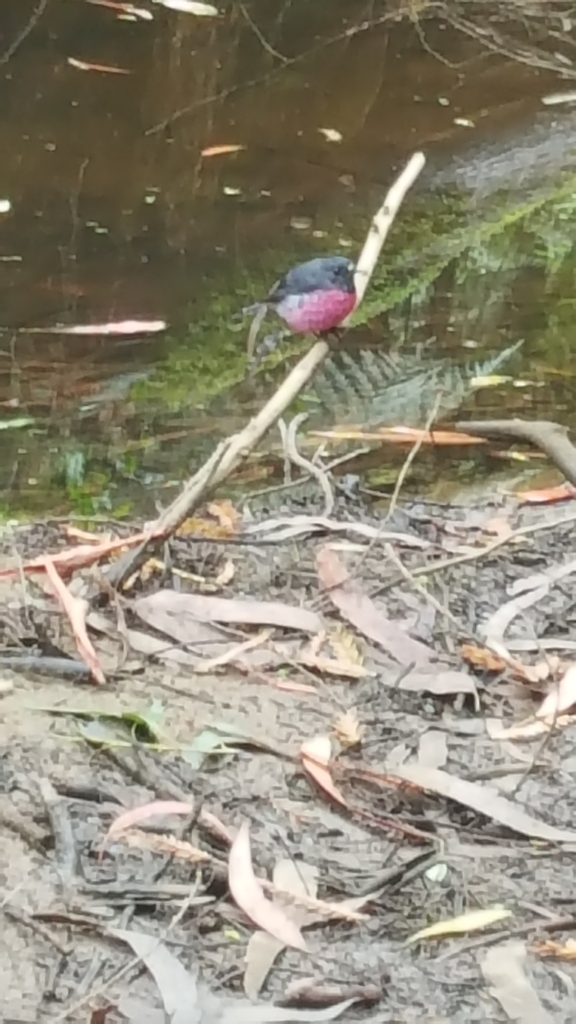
[317,327,344,345]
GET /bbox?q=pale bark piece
[481,941,554,1024]
[417,730,448,769]
[399,667,478,701]
[224,997,360,1023]
[244,516,429,548]
[316,547,432,666]
[483,557,576,659]
[537,663,576,720]
[388,764,576,843]
[134,590,322,634]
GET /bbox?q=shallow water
[1,0,575,515]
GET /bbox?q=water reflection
[1,0,575,514]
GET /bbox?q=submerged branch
[455,418,576,487]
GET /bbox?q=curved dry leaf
[244,930,285,1000]
[316,546,431,667]
[244,862,319,998]
[44,559,105,684]
[301,736,347,807]
[229,824,307,951]
[134,590,323,634]
[111,928,199,1020]
[202,144,246,158]
[482,941,554,1024]
[408,906,512,943]
[487,715,576,741]
[67,57,132,74]
[389,764,576,842]
[155,0,218,12]
[104,800,194,843]
[537,664,576,720]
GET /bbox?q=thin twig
[0,0,49,65]
[371,510,576,598]
[385,393,442,525]
[52,876,203,1022]
[244,444,372,503]
[284,412,334,516]
[383,542,464,632]
[351,392,441,581]
[38,778,80,887]
[239,3,288,62]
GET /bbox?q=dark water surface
[1,0,575,515]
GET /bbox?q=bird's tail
[247,329,291,375]
[246,302,268,360]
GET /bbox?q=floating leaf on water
[202,144,245,157]
[67,57,132,74]
[85,0,153,17]
[290,216,312,231]
[516,483,576,505]
[0,199,11,213]
[154,0,219,14]
[470,374,512,388]
[318,128,343,142]
[542,90,576,105]
[0,416,34,430]
[24,319,166,336]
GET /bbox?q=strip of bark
[456,418,576,487]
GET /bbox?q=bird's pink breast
[275,288,356,334]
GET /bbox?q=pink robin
[247,255,357,337]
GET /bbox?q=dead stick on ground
[107,152,426,589]
[371,509,576,597]
[455,418,576,487]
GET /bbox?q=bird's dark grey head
[269,255,356,303]
[321,256,356,291]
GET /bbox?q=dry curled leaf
[229,824,307,951]
[408,905,512,943]
[316,546,432,667]
[201,144,245,158]
[104,800,195,844]
[389,764,576,842]
[301,735,348,807]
